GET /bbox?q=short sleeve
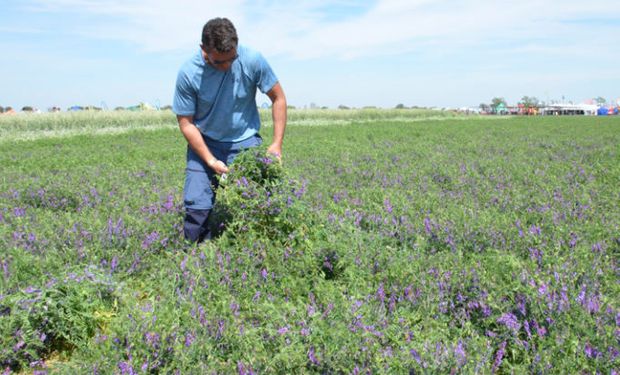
[254,52,278,94]
[172,70,196,116]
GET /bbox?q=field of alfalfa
[0,109,618,374]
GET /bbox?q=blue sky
[1,0,619,110]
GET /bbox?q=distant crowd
[0,104,175,115]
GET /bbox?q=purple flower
[497,312,521,332]
[230,302,240,317]
[110,256,118,273]
[410,348,422,364]
[163,194,174,211]
[141,231,160,249]
[13,339,25,352]
[184,332,195,347]
[528,247,542,263]
[308,346,320,365]
[424,216,432,235]
[118,362,135,375]
[576,286,587,305]
[586,296,600,314]
[277,326,289,335]
[529,225,541,236]
[307,304,316,316]
[144,331,160,348]
[332,192,342,203]
[492,341,506,373]
[538,282,548,296]
[569,233,578,248]
[217,320,225,339]
[523,320,531,338]
[584,342,600,359]
[515,220,524,237]
[24,286,40,294]
[376,283,386,303]
[384,197,393,213]
[455,340,467,365]
[532,320,546,337]
[237,361,249,375]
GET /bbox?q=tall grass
[0,108,469,142]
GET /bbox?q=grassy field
[0,110,618,373]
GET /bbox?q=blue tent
[597,106,609,116]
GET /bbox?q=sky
[1,0,619,111]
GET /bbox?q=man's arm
[265,82,287,158]
[177,115,229,174]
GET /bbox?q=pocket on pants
[184,169,214,209]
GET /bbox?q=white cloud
[24,0,245,52]
[4,0,618,109]
[18,0,620,61]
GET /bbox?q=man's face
[202,46,238,71]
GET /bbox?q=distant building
[540,103,598,116]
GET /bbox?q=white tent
[540,103,598,116]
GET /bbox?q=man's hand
[207,158,230,175]
[266,143,282,162]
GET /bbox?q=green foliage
[0,266,119,372]
[0,113,618,372]
[210,147,311,242]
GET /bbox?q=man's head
[201,18,238,71]
[201,18,238,52]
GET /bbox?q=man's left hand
[266,143,282,162]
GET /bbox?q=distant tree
[491,97,506,108]
[286,105,296,109]
[519,96,540,109]
[22,106,34,112]
[395,103,406,109]
[479,103,491,113]
[0,106,4,113]
[338,105,350,110]
[490,97,507,114]
[160,105,173,111]
[114,106,125,111]
[595,96,607,105]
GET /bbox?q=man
[173,17,287,243]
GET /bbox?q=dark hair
[201,18,238,52]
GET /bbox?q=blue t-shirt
[173,45,278,142]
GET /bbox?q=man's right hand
[208,158,230,175]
